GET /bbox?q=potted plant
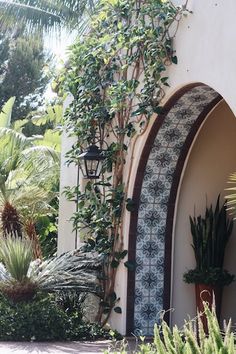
[183,195,234,330]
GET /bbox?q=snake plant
[184,195,234,285]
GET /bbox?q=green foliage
[63,0,182,145]
[226,172,236,218]
[55,290,85,320]
[0,100,60,251]
[0,33,49,121]
[62,0,187,324]
[0,237,33,283]
[30,103,63,152]
[183,268,234,286]
[0,295,69,341]
[0,96,15,128]
[184,196,234,285]
[36,215,58,258]
[0,293,113,341]
[105,304,236,354]
[0,1,95,34]
[0,237,102,302]
[29,250,102,294]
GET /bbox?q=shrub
[0,293,117,341]
[0,295,69,341]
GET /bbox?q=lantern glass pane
[96,159,103,177]
[86,159,100,178]
[79,160,87,178]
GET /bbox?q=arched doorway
[126,84,222,335]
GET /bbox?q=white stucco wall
[57,130,78,254]
[58,0,236,334]
[172,100,236,326]
[58,96,79,254]
[167,0,236,116]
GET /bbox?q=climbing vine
[60,0,188,325]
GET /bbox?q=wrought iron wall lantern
[78,145,106,179]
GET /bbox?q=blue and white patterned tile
[134,287,143,303]
[155,284,164,298]
[140,302,158,321]
[153,149,174,167]
[137,218,153,236]
[140,271,159,291]
[135,265,150,281]
[135,281,150,297]
[153,222,165,233]
[133,85,219,335]
[146,159,162,174]
[162,128,183,147]
[142,179,165,198]
[136,249,151,266]
[144,165,159,182]
[158,174,172,189]
[133,320,142,335]
[138,203,154,218]
[159,158,177,172]
[175,123,190,137]
[142,174,158,188]
[141,240,159,257]
[160,121,179,131]
[140,191,151,204]
[153,235,165,249]
[173,107,197,123]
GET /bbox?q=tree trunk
[24,220,42,259]
[1,201,22,238]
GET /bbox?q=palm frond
[0,0,95,34]
[226,172,236,217]
[0,237,33,282]
[0,128,33,175]
[30,250,101,293]
[0,97,16,128]
[0,237,102,301]
[0,1,62,33]
[20,145,60,164]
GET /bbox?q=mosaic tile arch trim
[133,85,220,336]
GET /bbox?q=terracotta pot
[195,283,222,333]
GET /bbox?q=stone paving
[0,338,138,353]
[0,340,111,354]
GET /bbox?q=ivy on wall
[60,0,188,325]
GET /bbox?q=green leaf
[0,97,15,128]
[109,292,117,303]
[124,260,136,271]
[114,306,122,314]
[114,250,128,260]
[153,106,163,114]
[172,56,178,64]
[87,238,96,248]
[126,198,136,212]
[111,259,120,268]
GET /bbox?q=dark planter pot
[195,283,223,333]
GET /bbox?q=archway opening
[127,84,236,335]
[172,98,236,327]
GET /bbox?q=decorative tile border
[131,85,219,335]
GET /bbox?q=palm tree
[0,125,59,253]
[0,98,59,255]
[0,0,95,34]
[0,237,101,302]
